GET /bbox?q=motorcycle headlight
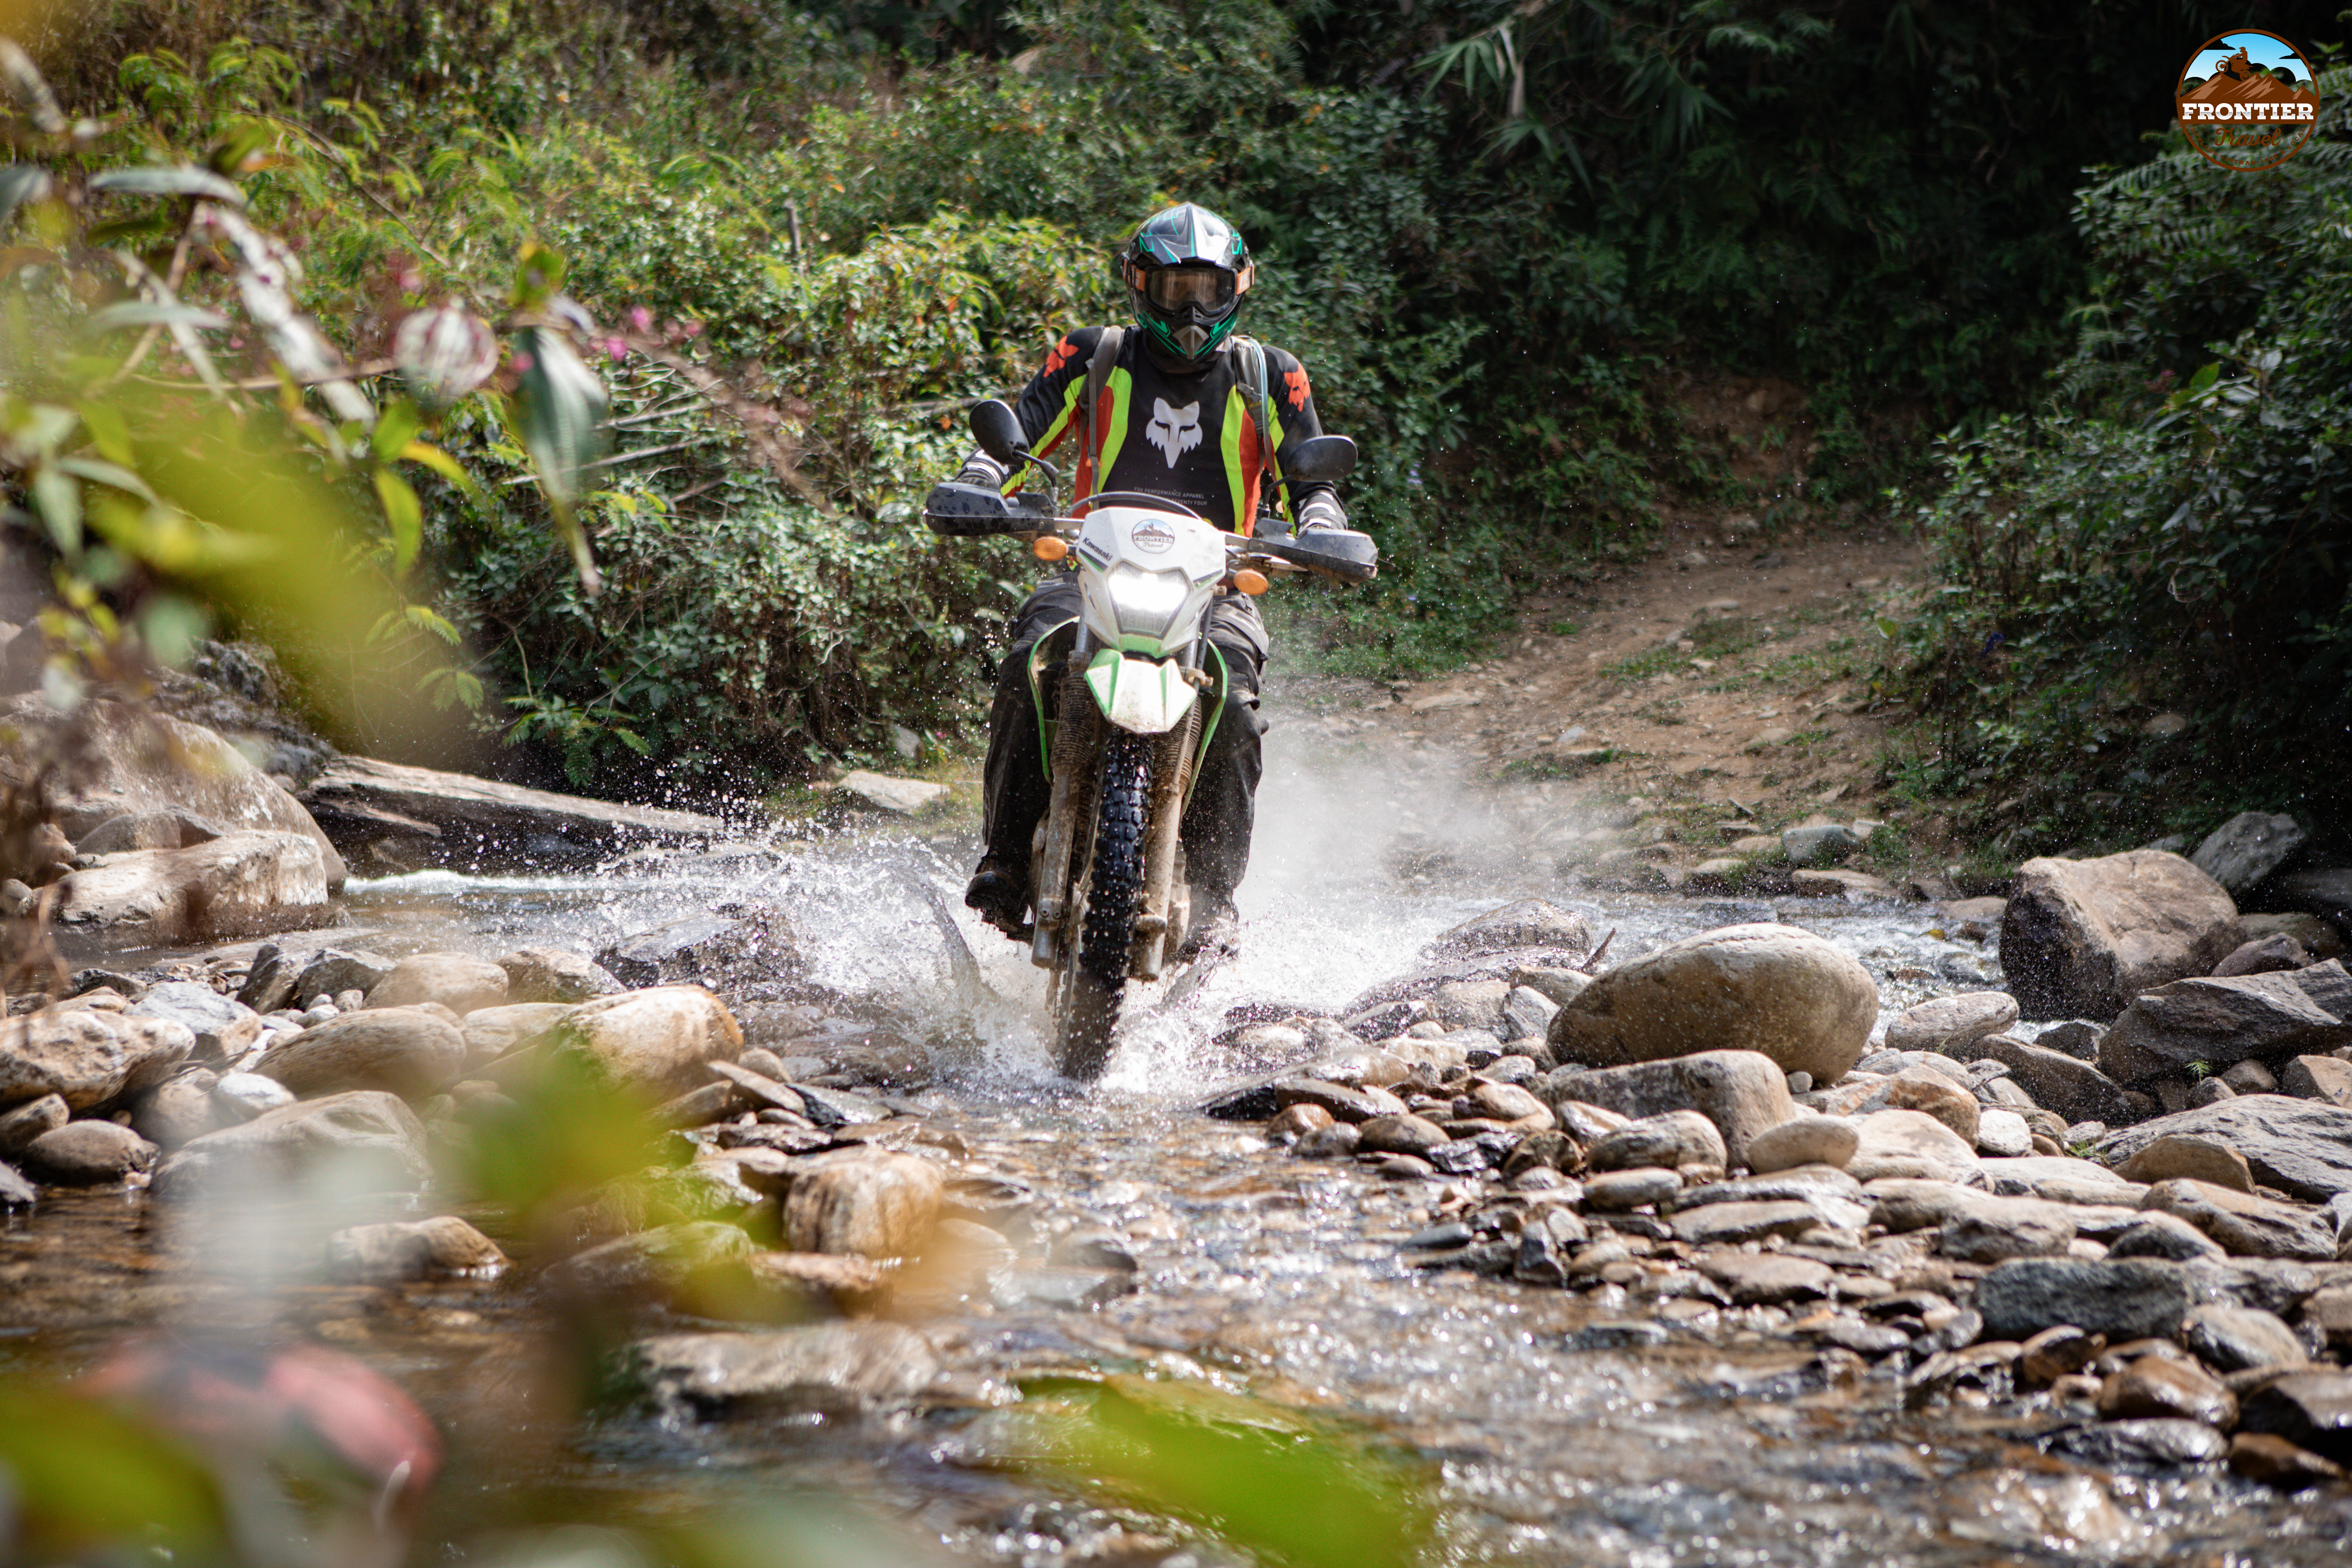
[1102,561,1194,640]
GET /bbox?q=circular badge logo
[1129,518,1176,555]
[2177,30,2320,172]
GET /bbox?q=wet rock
[1974,1258,2192,1341]
[2281,1054,2352,1107]
[57,831,334,943]
[326,1215,507,1280]
[1463,1080,1549,1124]
[1977,1109,2033,1158]
[458,1002,575,1068]
[1847,1109,1980,1183]
[1671,1196,1867,1245]
[0,1092,67,1156]
[784,1150,943,1259]
[1790,868,1896,901]
[2099,962,2352,1084]
[543,1220,756,1303]
[290,949,396,1004]
[1356,1113,1449,1156]
[1435,898,1594,959]
[1500,985,1559,1043]
[597,914,778,990]
[2139,1177,2334,1261]
[2019,1325,2105,1387]
[1939,1195,2078,1263]
[2228,1431,2345,1490]
[76,810,220,854]
[299,753,722,870]
[1882,1067,1980,1145]
[1266,1102,1333,1142]
[21,1120,159,1184]
[0,1007,194,1111]
[1542,1049,1796,1168]
[2105,1213,2228,1263]
[831,770,945,814]
[2183,1303,2304,1372]
[2117,1134,2253,1192]
[2001,850,2241,1020]
[1972,1036,2137,1126]
[1695,1251,1833,1305]
[2191,811,2308,899]
[0,1158,31,1207]
[1272,1078,1405,1125]
[1429,979,1510,1032]
[1672,1165,1862,1211]
[2221,1059,2278,1094]
[133,1070,222,1148]
[2236,1372,2352,1464]
[2216,933,2312,978]
[1374,1153,1435,1180]
[1547,923,1878,1085]
[2050,1418,2227,1469]
[124,982,261,1065]
[255,1008,466,1102]
[1885,993,2019,1055]
[1781,823,1860,866]
[497,945,621,1004]
[152,1090,430,1198]
[1746,1115,1857,1173]
[210,1071,294,1121]
[548,986,743,1097]
[2097,1098,2352,1202]
[628,1322,939,1418]
[1512,966,1593,1009]
[1587,1110,1726,1174]
[1586,1167,1682,1211]
[364,953,509,1017]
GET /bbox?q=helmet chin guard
[1119,203,1251,370]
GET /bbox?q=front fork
[1027,626,1223,978]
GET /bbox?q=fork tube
[1131,700,1202,980]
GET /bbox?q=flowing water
[4,720,2345,1565]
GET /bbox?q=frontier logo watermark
[2177,30,2321,170]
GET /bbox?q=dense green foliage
[21,0,2340,795]
[1892,64,2352,849]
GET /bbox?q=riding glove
[1296,492,1349,533]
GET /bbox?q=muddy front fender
[1083,651,1200,734]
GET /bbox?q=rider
[952,203,1351,958]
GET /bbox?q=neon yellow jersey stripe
[1015,379,1086,495]
[1220,384,1249,530]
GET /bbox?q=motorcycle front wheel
[1054,729,1151,1078]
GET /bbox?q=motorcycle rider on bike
[952,203,1352,960]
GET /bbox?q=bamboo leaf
[373,466,423,576]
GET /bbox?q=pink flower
[629,306,652,332]
[604,337,627,363]
[510,351,535,373]
[683,320,703,338]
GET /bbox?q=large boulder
[297,753,723,871]
[2192,812,2308,900]
[548,986,743,1097]
[253,1009,466,1102]
[2140,1177,2335,1261]
[20,1120,159,1184]
[1546,923,1878,1084]
[2000,850,2241,1020]
[365,953,510,1016]
[2098,962,2352,1084]
[0,1006,193,1110]
[2097,1098,2352,1202]
[125,982,262,1064]
[1973,1257,2193,1341]
[783,1150,944,1259]
[1970,1035,2138,1125]
[55,831,334,944]
[3,699,345,888]
[1541,1049,1795,1167]
[152,1090,430,1198]
[497,946,621,1004]
[1846,1108,1981,1182]
[1883,992,2018,1055]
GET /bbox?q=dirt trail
[1273,522,1928,862]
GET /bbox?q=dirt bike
[924,399,1377,1077]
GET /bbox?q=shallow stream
[5,726,2346,1565]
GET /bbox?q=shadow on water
[7,723,2348,1564]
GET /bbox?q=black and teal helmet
[1118,204,1253,368]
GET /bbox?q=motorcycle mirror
[1282,435,1356,484]
[971,400,1028,464]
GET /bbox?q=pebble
[1584,1167,1681,1211]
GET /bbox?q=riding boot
[972,576,1084,927]
[1177,591,1269,952]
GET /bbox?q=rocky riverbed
[7,699,2352,1565]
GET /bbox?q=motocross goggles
[1139,264,1238,312]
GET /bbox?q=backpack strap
[1080,325,1124,490]
[1232,335,1283,528]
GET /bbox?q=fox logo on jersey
[1145,398,1203,467]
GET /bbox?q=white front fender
[1083,652,1199,734]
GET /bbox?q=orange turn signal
[1033,535,1069,562]
[1232,569,1268,596]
